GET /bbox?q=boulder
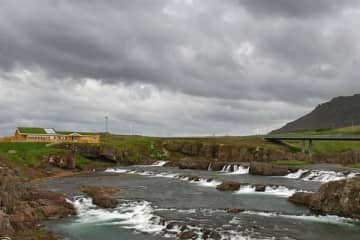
[80,185,121,209]
[289,176,360,219]
[180,230,198,239]
[92,196,118,209]
[310,176,360,218]
[178,158,210,170]
[216,181,241,191]
[249,162,289,176]
[255,184,266,192]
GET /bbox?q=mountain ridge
[272,94,360,134]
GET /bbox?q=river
[39,162,360,240]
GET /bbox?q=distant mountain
[272,94,360,134]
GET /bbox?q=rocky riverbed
[36,161,360,240]
[1,155,360,240]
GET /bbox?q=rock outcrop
[178,158,211,170]
[0,166,75,238]
[42,151,76,169]
[249,162,292,176]
[289,176,360,219]
[255,184,266,192]
[163,141,308,163]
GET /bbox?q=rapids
[41,163,360,240]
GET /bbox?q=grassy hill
[270,125,360,162]
[273,94,360,134]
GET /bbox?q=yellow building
[11,127,100,143]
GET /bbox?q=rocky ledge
[80,185,123,209]
[0,167,75,239]
[249,162,298,176]
[289,176,360,219]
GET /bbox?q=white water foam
[237,185,256,193]
[285,169,309,179]
[193,178,222,188]
[105,168,128,173]
[105,167,222,188]
[221,164,249,175]
[285,169,359,182]
[70,196,288,240]
[221,165,232,172]
[70,196,165,234]
[231,165,250,175]
[235,185,297,197]
[153,172,179,178]
[151,161,169,166]
[241,211,359,226]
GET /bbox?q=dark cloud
[0,0,360,136]
[238,0,360,18]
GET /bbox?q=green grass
[273,160,309,166]
[273,125,360,136]
[98,134,291,164]
[0,142,65,167]
[100,134,167,164]
[18,127,47,134]
[56,131,100,135]
[269,125,360,158]
[0,142,112,168]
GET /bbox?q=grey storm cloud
[238,0,360,18]
[0,0,360,136]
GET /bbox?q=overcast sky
[1,0,360,136]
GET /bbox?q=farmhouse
[12,127,100,143]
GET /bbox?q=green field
[271,125,360,158]
[0,142,111,168]
[100,133,291,164]
[0,142,64,167]
[2,125,360,169]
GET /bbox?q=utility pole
[105,116,109,133]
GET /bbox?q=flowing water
[41,162,360,240]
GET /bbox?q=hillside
[273,94,360,133]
